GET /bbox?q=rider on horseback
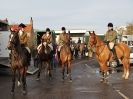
[57,27,70,60]
[104,23,117,60]
[18,23,31,65]
[37,28,53,54]
[58,27,70,51]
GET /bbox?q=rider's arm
[104,32,108,42]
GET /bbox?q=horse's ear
[89,31,91,35]
[93,31,95,35]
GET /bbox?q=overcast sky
[0,0,133,33]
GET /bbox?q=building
[35,29,88,45]
[0,18,9,31]
[10,17,35,49]
[0,18,10,58]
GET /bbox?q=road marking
[116,90,129,99]
[84,64,96,73]
[72,60,88,66]
[80,90,101,93]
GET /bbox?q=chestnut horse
[36,40,52,80]
[60,44,72,81]
[7,30,29,95]
[89,31,130,82]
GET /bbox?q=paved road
[0,58,133,99]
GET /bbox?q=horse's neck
[95,36,104,47]
[95,36,105,55]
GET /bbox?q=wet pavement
[0,58,133,99]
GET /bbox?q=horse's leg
[121,58,130,79]
[99,62,108,83]
[62,63,65,81]
[21,67,27,95]
[121,59,126,78]
[36,61,42,80]
[17,70,21,87]
[68,61,72,81]
[47,62,52,79]
[11,69,16,94]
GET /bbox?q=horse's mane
[95,34,105,46]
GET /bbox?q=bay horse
[60,44,72,81]
[36,40,52,80]
[89,31,130,82]
[7,30,29,95]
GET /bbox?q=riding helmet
[46,28,50,32]
[61,27,66,31]
[18,23,26,28]
[107,23,113,27]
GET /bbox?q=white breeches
[109,42,115,49]
[58,45,63,51]
[37,43,53,53]
[25,47,31,53]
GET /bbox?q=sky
[0,0,133,34]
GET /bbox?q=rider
[58,27,70,50]
[77,38,81,44]
[37,28,53,54]
[57,27,70,60]
[18,23,31,65]
[104,22,117,60]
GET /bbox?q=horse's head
[89,31,97,47]
[7,27,20,50]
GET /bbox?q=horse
[36,40,52,80]
[60,43,72,81]
[7,30,29,95]
[89,31,130,83]
[79,43,86,58]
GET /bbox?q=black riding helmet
[46,28,50,32]
[46,28,51,34]
[61,27,66,31]
[107,23,113,27]
[19,23,26,28]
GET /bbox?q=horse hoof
[69,79,72,82]
[66,74,69,77]
[10,91,14,95]
[17,81,21,87]
[23,90,27,95]
[36,78,40,81]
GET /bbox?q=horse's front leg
[99,63,108,83]
[36,61,42,80]
[47,62,52,79]
[17,70,21,87]
[21,67,27,95]
[11,69,16,94]
[62,63,65,81]
[68,61,72,81]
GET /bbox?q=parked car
[130,46,133,64]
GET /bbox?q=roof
[0,20,8,25]
[55,29,87,34]
[10,24,33,33]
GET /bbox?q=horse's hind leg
[122,58,130,79]
[11,69,16,94]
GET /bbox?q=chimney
[30,17,33,25]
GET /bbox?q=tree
[126,23,133,35]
